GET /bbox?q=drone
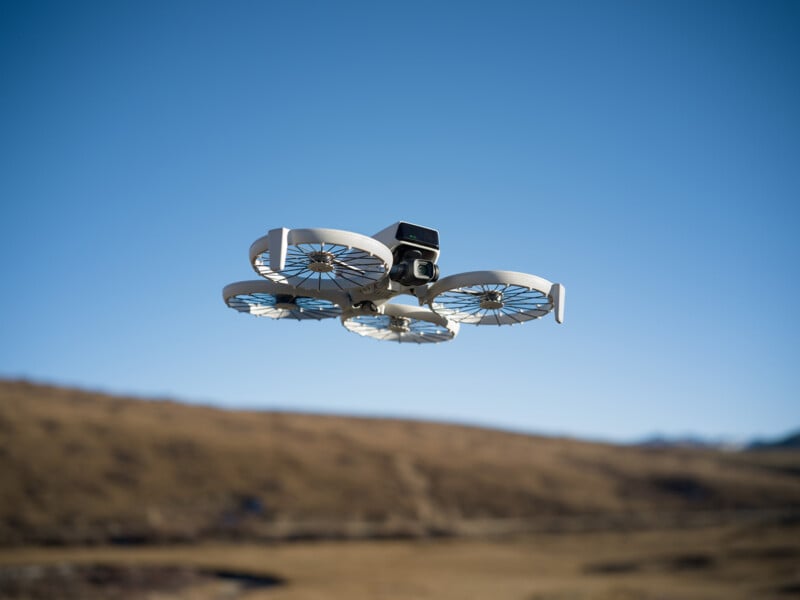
[222,222,564,344]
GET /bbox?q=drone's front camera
[389,249,440,287]
[413,259,438,281]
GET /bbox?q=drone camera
[373,221,441,287]
[414,258,438,280]
[388,249,440,287]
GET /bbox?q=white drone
[222,222,565,344]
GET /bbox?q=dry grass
[1,518,799,599]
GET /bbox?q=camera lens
[415,260,432,277]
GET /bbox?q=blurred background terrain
[1,380,798,598]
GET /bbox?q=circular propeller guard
[342,303,458,343]
[223,280,342,321]
[426,270,555,325]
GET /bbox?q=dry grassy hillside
[1,379,799,546]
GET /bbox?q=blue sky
[1,1,798,442]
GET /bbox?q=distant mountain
[634,435,738,450]
[748,431,800,450]
[2,379,800,547]
[634,434,748,451]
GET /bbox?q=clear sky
[1,1,798,442]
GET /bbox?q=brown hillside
[0,379,798,546]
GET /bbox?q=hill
[749,431,800,451]
[1,379,799,546]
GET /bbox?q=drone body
[223,222,564,343]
